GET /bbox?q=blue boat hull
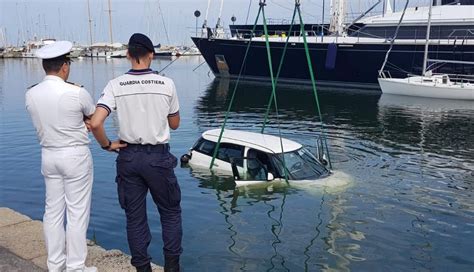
[192,37,474,88]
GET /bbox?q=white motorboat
[21,38,56,58]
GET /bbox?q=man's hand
[84,115,92,131]
[90,107,111,148]
[84,119,92,131]
[105,140,128,153]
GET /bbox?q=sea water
[1,57,473,271]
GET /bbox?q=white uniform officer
[90,33,182,272]
[25,41,97,272]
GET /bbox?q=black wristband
[101,140,111,150]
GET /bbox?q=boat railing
[447,29,474,43]
[232,28,320,40]
[405,72,474,85]
[379,70,392,79]
[440,73,474,85]
[266,18,292,25]
[381,70,474,85]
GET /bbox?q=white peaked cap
[35,41,73,59]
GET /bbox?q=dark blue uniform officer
[90,33,182,272]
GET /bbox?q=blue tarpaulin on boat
[325,43,337,70]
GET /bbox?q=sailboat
[378,0,474,100]
[86,0,126,58]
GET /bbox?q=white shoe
[64,266,98,272]
[64,267,98,272]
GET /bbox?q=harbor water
[0,57,473,271]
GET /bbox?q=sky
[0,0,429,47]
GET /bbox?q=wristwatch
[101,140,111,150]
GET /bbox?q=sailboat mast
[107,0,114,44]
[157,0,170,45]
[422,0,433,76]
[87,0,94,46]
[203,0,212,27]
[329,0,346,35]
[216,0,224,27]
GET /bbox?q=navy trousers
[116,144,182,267]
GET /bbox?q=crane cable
[261,0,332,169]
[209,1,265,172]
[209,0,292,184]
[210,0,332,182]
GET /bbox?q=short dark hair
[128,45,151,64]
[42,56,69,73]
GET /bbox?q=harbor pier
[0,207,163,272]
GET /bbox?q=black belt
[121,141,169,153]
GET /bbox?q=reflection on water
[188,169,348,271]
[1,58,473,271]
[192,78,474,271]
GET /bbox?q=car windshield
[273,147,329,180]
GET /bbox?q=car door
[190,138,244,174]
[230,148,274,186]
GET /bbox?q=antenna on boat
[202,0,212,37]
[87,0,94,46]
[107,0,113,44]
[215,0,225,38]
[385,0,393,14]
[329,0,346,35]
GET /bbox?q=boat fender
[325,43,337,70]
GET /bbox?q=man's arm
[90,107,126,151]
[168,114,180,130]
[167,80,180,130]
[79,88,96,130]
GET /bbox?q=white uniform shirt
[25,75,95,148]
[97,69,180,145]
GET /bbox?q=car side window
[194,138,216,156]
[247,149,275,174]
[217,143,244,166]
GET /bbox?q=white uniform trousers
[41,145,93,272]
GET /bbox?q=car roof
[202,129,302,154]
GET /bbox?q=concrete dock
[0,207,163,272]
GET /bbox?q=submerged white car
[181,129,331,186]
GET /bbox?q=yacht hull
[192,37,474,88]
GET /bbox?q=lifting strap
[261,0,332,169]
[209,0,264,171]
[210,0,332,181]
